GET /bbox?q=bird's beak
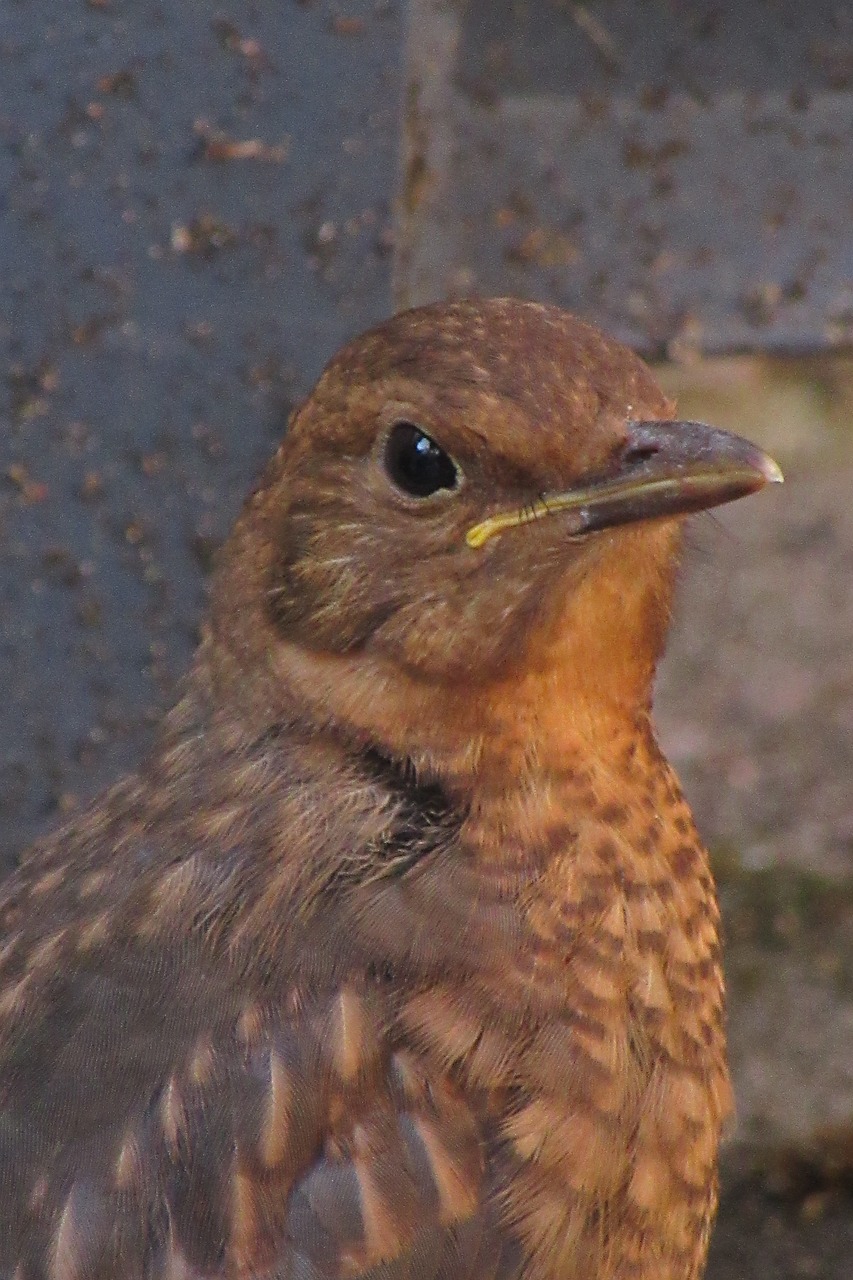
[466,420,783,549]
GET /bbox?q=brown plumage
[0,299,781,1280]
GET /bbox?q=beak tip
[759,454,785,485]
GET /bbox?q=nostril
[623,443,659,466]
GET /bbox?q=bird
[0,298,782,1280]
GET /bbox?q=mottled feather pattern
[0,713,727,1280]
[0,300,773,1279]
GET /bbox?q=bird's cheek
[366,570,551,687]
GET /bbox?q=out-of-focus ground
[654,354,853,1277]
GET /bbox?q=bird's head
[205,299,780,770]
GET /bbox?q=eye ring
[383,421,460,499]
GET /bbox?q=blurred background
[1,3,851,1274]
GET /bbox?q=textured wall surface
[0,0,403,863]
[400,0,853,356]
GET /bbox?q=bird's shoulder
[0,735,509,1278]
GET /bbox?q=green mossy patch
[711,847,853,993]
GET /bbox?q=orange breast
[404,723,732,1280]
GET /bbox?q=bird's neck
[159,650,708,988]
[198,504,680,780]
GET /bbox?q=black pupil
[384,422,458,498]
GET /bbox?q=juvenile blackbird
[0,299,781,1280]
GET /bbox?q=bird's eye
[383,422,459,498]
